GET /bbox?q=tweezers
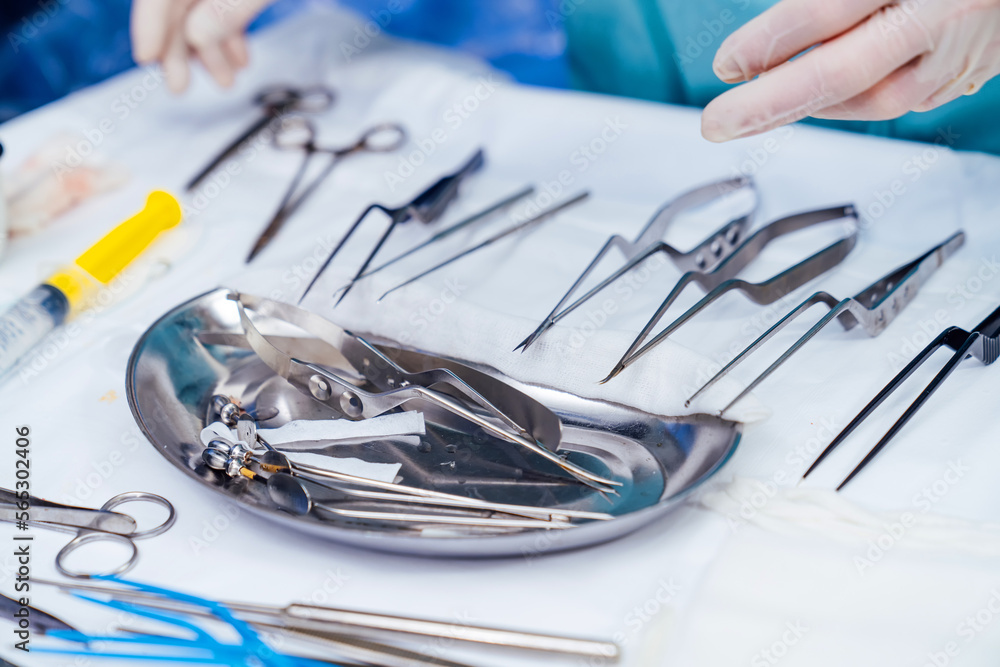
[688,232,965,413]
[804,300,1000,490]
[300,149,485,304]
[228,292,619,492]
[516,176,757,351]
[602,204,860,382]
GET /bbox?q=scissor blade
[0,506,136,534]
[186,114,272,192]
[0,594,77,635]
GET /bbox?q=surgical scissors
[186,85,335,192]
[247,116,408,262]
[0,489,175,579]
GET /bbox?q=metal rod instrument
[516,176,757,352]
[379,190,591,302]
[333,185,535,295]
[803,300,1000,490]
[301,149,485,304]
[37,579,621,660]
[688,232,965,413]
[602,205,860,382]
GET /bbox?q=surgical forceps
[187,85,336,192]
[803,300,1000,490]
[247,116,407,262]
[688,232,965,414]
[600,205,859,382]
[0,488,175,579]
[378,190,591,301]
[516,176,757,352]
[300,149,485,303]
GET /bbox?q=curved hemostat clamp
[229,292,620,492]
[803,300,1000,491]
[516,176,757,352]
[602,204,860,383]
[688,232,966,414]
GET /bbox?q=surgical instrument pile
[687,232,966,414]
[230,291,619,493]
[0,488,176,578]
[804,300,1000,490]
[186,85,335,191]
[378,190,591,301]
[247,117,408,262]
[36,577,622,666]
[601,204,860,382]
[200,414,612,530]
[127,287,742,555]
[302,149,485,303]
[517,176,758,352]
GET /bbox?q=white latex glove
[701,0,1000,142]
[130,0,275,93]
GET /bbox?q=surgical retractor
[687,232,965,414]
[601,204,860,382]
[516,176,758,352]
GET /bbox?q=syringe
[0,191,182,381]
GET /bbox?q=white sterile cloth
[1,3,1000,666]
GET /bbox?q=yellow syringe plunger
[47,191,182,309]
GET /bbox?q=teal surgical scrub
[562,0,1000,154]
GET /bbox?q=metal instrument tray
[126,288,741,557]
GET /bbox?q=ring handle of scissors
[254,86,336,114]
[273,116,318,151]
[55,531,139,579]
[99,492,176,539]
[349,123,408,154]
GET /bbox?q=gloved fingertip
[700,113,737,143]
[713,55,746,83]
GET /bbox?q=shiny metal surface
[125,288,741,557]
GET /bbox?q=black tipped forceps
[601,205,860,383]
[515,176,757,352]
[804,300,1000,491]
[300,149,485,304]
[688,232,966,414]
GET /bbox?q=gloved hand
[701,0,1000,142]
[131,0,275,93]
